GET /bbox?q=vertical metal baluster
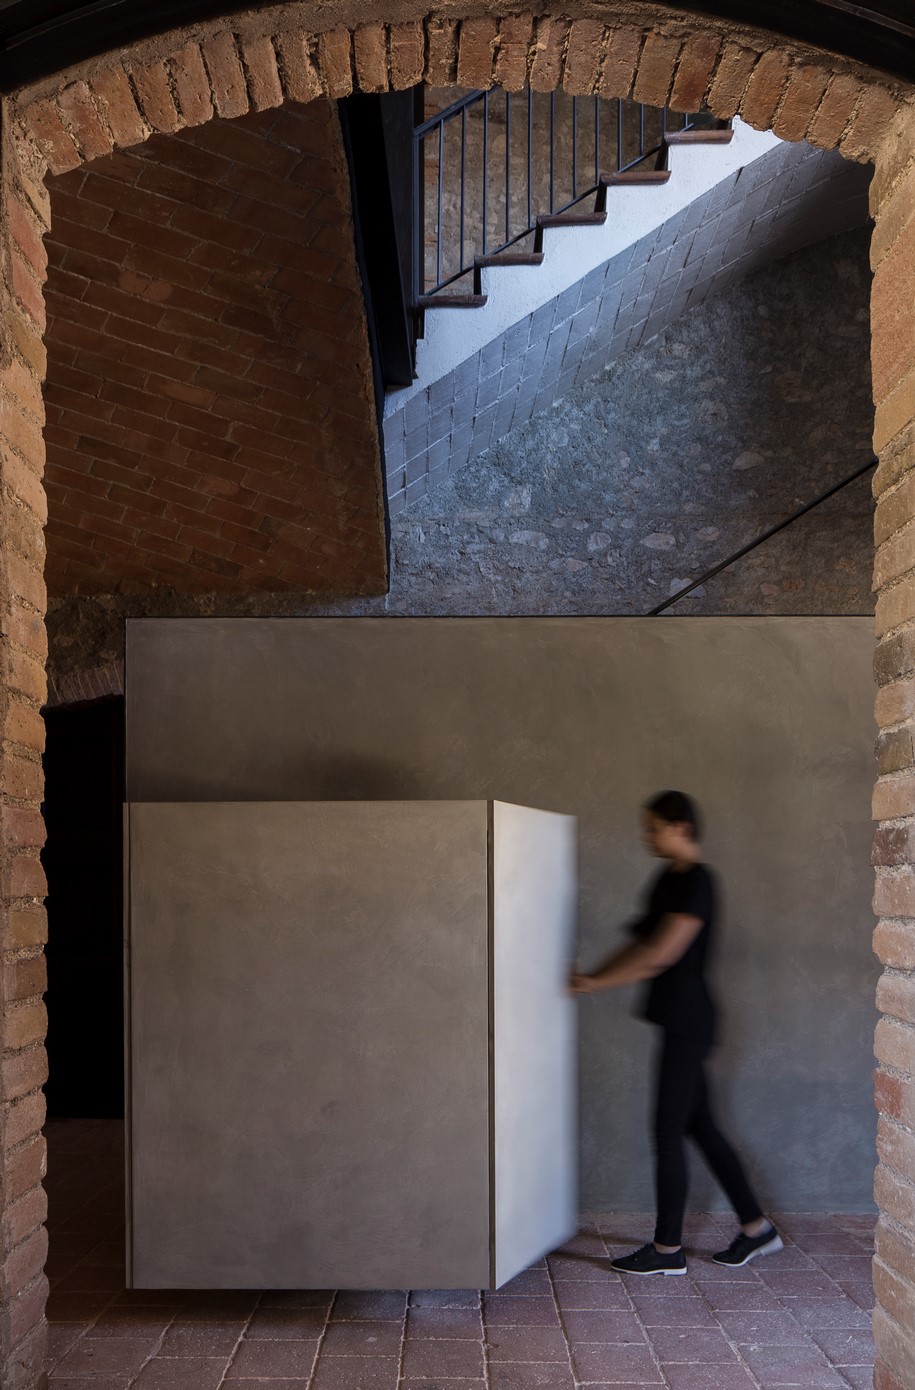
[572,94,578,200]
[460,106,466,276]
[528,86,533,234]
[482,89,489,256]
[505,90,511,247]
[549,90,555,212]
[639,102,645,160]
[594,96,600,189]
[413,126,422,301]
[617,97,622,172]
[437,120,444,291]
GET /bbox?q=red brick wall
[42,100,385,597]
[869,101,915,1390]
[0,110,52,1390]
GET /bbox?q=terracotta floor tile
[552,1282,631,1311]
[813,1256,873,1282]
[333,1292,408,1321]
[310,1355,400,1390]
[49,1379,132,1389]
[629,1297,718,1328]
[546,1255,609,1281]
[47,1324,85,1367]
[494,1269,553,1297]
[157,1322,244,1356]
[781,1297,873,1332]
[559,1311,644,1344]
[488,1364,576,1390]
[663,1366,759,1390]
[840,1366,878,1390]
[485,1325,568,1362]
[85,1308,178,1337]
[401,1336,486,1378]
[685,1260,759,1281]
[791,1234,871,1257]
[809,1326,876,1364]
[47,1291,117,1322]
[713,1309,811,1345]
[740,1344,846,1388]
[401,1380,485,1390]
[833,1279,875,1311]
[569,1342,662,1383]
[757,1270,843,1297]
[53,1335,155,1378]
[55,1263,127,1293]
[407,1306,483,1339]
[131,1356,229,1389]
[554,1234,607,1258]
[409,1289,481,1309]
[696,1283,781,1311]
[647,1326,738,1363]
[484,1296,561,1326]
[221,1382,311,1389]
[245,1307,332,1339]
[173,1293,260,1322]
[320,1321,404,1356]
[614,1275,698,1298]
[227,1338,320,1379]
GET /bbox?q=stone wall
[385,225,875,616]
[384,138,870,513]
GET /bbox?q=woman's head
[642,790,701,860]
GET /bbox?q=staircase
[417,127,736,314]
[381,102,869,514]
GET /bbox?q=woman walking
[569,790,781,1275]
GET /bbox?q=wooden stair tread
[418,293,487,309]
[475,252,545,268]
[665,128,734,145]
[600,169,671,185]
[537,211,607,228]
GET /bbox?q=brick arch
[1,7,915,1390]
[6,9,909,180]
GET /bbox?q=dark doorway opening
[42,697,125,1119]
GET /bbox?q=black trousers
[653,1030,764,1247]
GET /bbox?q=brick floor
[45,1120,875,1388]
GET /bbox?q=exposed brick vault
[0,6,914,1389]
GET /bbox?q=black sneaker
[610,1243,687,1276]
[712,1224,783,1267]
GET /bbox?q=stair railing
[414,89,708,301]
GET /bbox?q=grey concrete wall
[126,616,878,1213]
[383,142,870,513]
[46,223,875,703]
[129,800,493,1289]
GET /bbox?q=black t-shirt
[629,863,718,1045]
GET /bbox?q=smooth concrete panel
[492,802,578,1286]
[128,800,491,1289]
[127,616,877,1210]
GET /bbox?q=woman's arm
[569,912,703,993]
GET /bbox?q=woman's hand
[568,971,599,996]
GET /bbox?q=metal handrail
[414,88,708,300]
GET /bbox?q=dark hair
[645,790,701,840]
